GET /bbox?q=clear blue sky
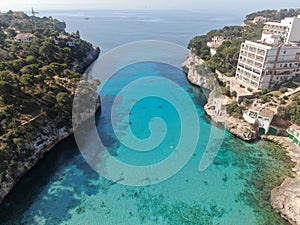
[0,0,299,12]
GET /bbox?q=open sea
[0,10,292,225]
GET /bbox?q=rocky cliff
[0,121,72,203]
[182,52,216,90]
[182,52,258,141]
[0,47,100,204]
[74,46,100,73]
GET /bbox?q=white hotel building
[235,15,300,90]
[261,15,300,44]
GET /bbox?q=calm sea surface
[0,10,290,225]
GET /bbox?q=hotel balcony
[257,50,266,56]
[237,67,260,82]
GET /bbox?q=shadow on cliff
[0,135,105,225]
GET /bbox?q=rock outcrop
[183,52,258,141]
[182,52,215,91]
[271,178,300,225]
[225,115,258,141]
[74,46,100,73]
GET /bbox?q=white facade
[261,15,300,44]
[66,41,75,47]
[14,33,34,43]
[253,16,268,24]
[243,102,274,134]
[288,124,300,146]
[236,40,300,90]
[207,36,236,56]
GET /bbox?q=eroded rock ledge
[224,115,258,141]
[182,52,258,141]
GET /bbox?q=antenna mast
[31,8,39,30]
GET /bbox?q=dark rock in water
[222,174,228,182]
[76,206,85,214]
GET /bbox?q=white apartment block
[261,15,300,44]
[236,40,300,89]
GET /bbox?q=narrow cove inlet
[0,7,299,225]
[0,61,293,224]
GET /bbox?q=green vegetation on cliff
[188,23,263,76]
[0,11,99,187]
[277,93,300,125]
[188,8,300,77]
[244,8,300,22]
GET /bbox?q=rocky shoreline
[269,136,300,225]
[0,46,100,205]
[182,52,258,141]
[183,52,300,225]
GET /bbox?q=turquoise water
[0,10,292,225]
[0,62,290,225]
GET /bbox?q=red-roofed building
[14,33,35,43]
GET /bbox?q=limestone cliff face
[271,178,300,225]
[183,52,258,141]
[0,47,101,204]
[0,122,71,203]
[182,52,215,91]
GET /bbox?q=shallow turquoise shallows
[0,10,291,225]
[0,61,289,225]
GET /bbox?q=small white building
[66,41,75,47]
[207,36,235,56]
[256,108,275,134]
[207,42,218,55]
[14,33,34,43]
[288,124,300,146]
[243,102,275,134]
[207,36,234,47]
[253,16,268,24]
